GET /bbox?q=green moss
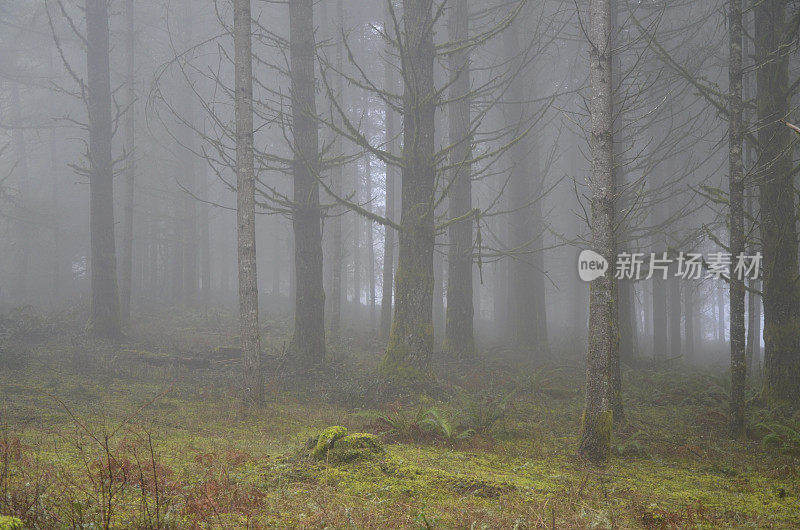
[379,320,434,384]
[311,426,349,460]
[328,433,384,463]
[309,428,383,463]
[579,409,613,462]
[0,516,23,530]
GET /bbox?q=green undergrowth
[0,311,798,528]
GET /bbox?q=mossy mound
[309,426,383,463]
[0,516,24,530]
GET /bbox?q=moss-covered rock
[310,425,349,460]
[309,427,383,462]
[0,516,24,530]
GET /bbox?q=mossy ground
[1,308,798,528]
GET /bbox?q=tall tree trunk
[684,281,695,362]
[272,229,281,297]
[746,187,762,374]
[199,169,211,305]
[353,167,361,310]
[380,0,436,382]
[652,267,667,358]
[717,284,725,343]
[503,21,538,351]
[49,49,63,304]
[433,244,445,339]
[289,0,326,370]
[579,0,616,463]
[10,80,30,307]
[234,0,262,402]
[329,0,345,341]
[181,1,198,305]
[443,0,475,358]
[365,151,376,332]
[755,0,800,403]
[86,0,121,338]
[728,0,747,436]
[743,3,761,376]
[668,272,681,358]
[380,2,397,340]
[120,0,135,325]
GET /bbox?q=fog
[0,0,796,526]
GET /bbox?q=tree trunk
[181,2,198,305]
[199,169,211,305]
[120,0,135,326]
[743,4,761,376]
[289,0,326,370]
[365,150,376,333]
[684,281,695,362]
[352,165,361,311]
[668,272,681,358]
[503,21,539,351]
[380,0,436,383]
[728,0,747,437]
[579,0,616,463]
[717,284,725,343]
[329,0,345,341]
[86,0,121,338]
[9,80,30,307]
[443,0,475,359]
[754,0,800,404]
[652,269,667,359]
[380,2,397,340]
[234,0,262,402]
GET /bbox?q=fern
[756,422,800,455]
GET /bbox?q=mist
[0,0,796,527]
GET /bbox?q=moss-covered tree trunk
[754,0,800,404]
[443,0,475,359]
[380,0,436,383]
[233,0,262,402]
[289,0,326,370]
[579,0,616,463]
[86,0,121,339]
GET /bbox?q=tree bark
[329,0,345,341]
[754,0,800,404]
[199,169,211,305]
[365,139,376,332]
[380,2,398,340]
[234,0,263,402]
[728,0,747,437]
[289,0,326,370]
[652,260,667,358]
[684,281,695,362]
[579,0,616,463]
[503,20,539,351]
[86,0,121,338]
[717,283,725,343]
[380,0,436,383]
[120,0,135,326]
[9,80,30,307]
[668,270,681,358]
[443,0,475,359]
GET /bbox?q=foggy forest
[1,0,799,527]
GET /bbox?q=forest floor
[1,306,799,528]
